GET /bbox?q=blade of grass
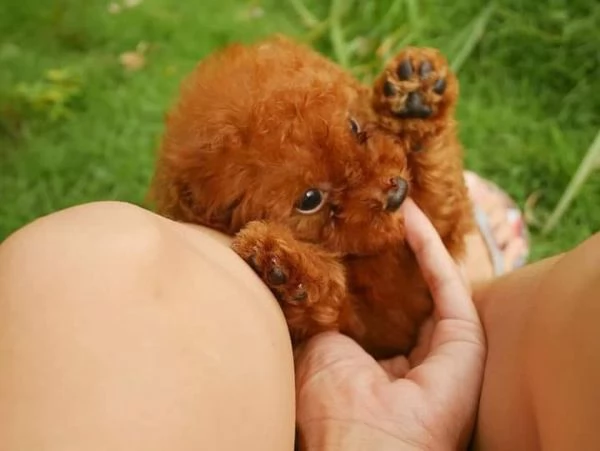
[302,19,331,44]
[377,28,414,63]
[450,2,496,73]
[369,0,405,38]
[558,78,590,122]
[329,0,349,67]
[287,0,320,29]
[495,7,566,43]
[351,59,382,84]
[543,128,600,233]
[346,36,374,61]
[445,19,472,57]
[404,0,420,30]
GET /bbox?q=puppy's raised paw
[372,47,457,136]
[232,221,346,341]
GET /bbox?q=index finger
[401,199,478,323]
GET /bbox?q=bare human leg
[473,232,600,450]
[0,202,295,451]
[1,201,599,451]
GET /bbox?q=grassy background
[1,0,598,260]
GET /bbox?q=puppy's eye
[349,117,361,136]
[296,189,327,214]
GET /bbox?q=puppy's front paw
[232,222,310,303]
[231,221,346,341]
[373,47,457,134]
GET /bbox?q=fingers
[407,316,434,367]
[400,199,486,395]
[379,355,410,379]
[401,199,478,323]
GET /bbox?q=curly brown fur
[149,35,473,359]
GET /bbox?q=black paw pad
[433,78,447,95]
[396,59,413,80]
[419,60,433,79]
[383,80,397,97]
[396,92,432,119]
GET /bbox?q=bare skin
[0,200,598,450]
[0,202,295,451]
[474,234,600,451]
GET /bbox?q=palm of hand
[296,322,478,449]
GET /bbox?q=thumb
[400,199,486,391]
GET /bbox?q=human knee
[0,201,166,278]
[546,231,600,296]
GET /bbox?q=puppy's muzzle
[385,177,408,212]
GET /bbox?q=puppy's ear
[150,170,245,234]
[209,196,243,232]
[174,181,195,215]
[177,180,243,231]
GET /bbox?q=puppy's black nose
[385,177,408,212]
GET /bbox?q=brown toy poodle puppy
[149,36,473,359]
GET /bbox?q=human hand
[294,199,487,451]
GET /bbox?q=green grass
[1,0,599,260]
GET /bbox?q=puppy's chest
[341,248,433,357]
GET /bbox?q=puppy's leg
[231,221,347,343]
[372,48,474,256]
